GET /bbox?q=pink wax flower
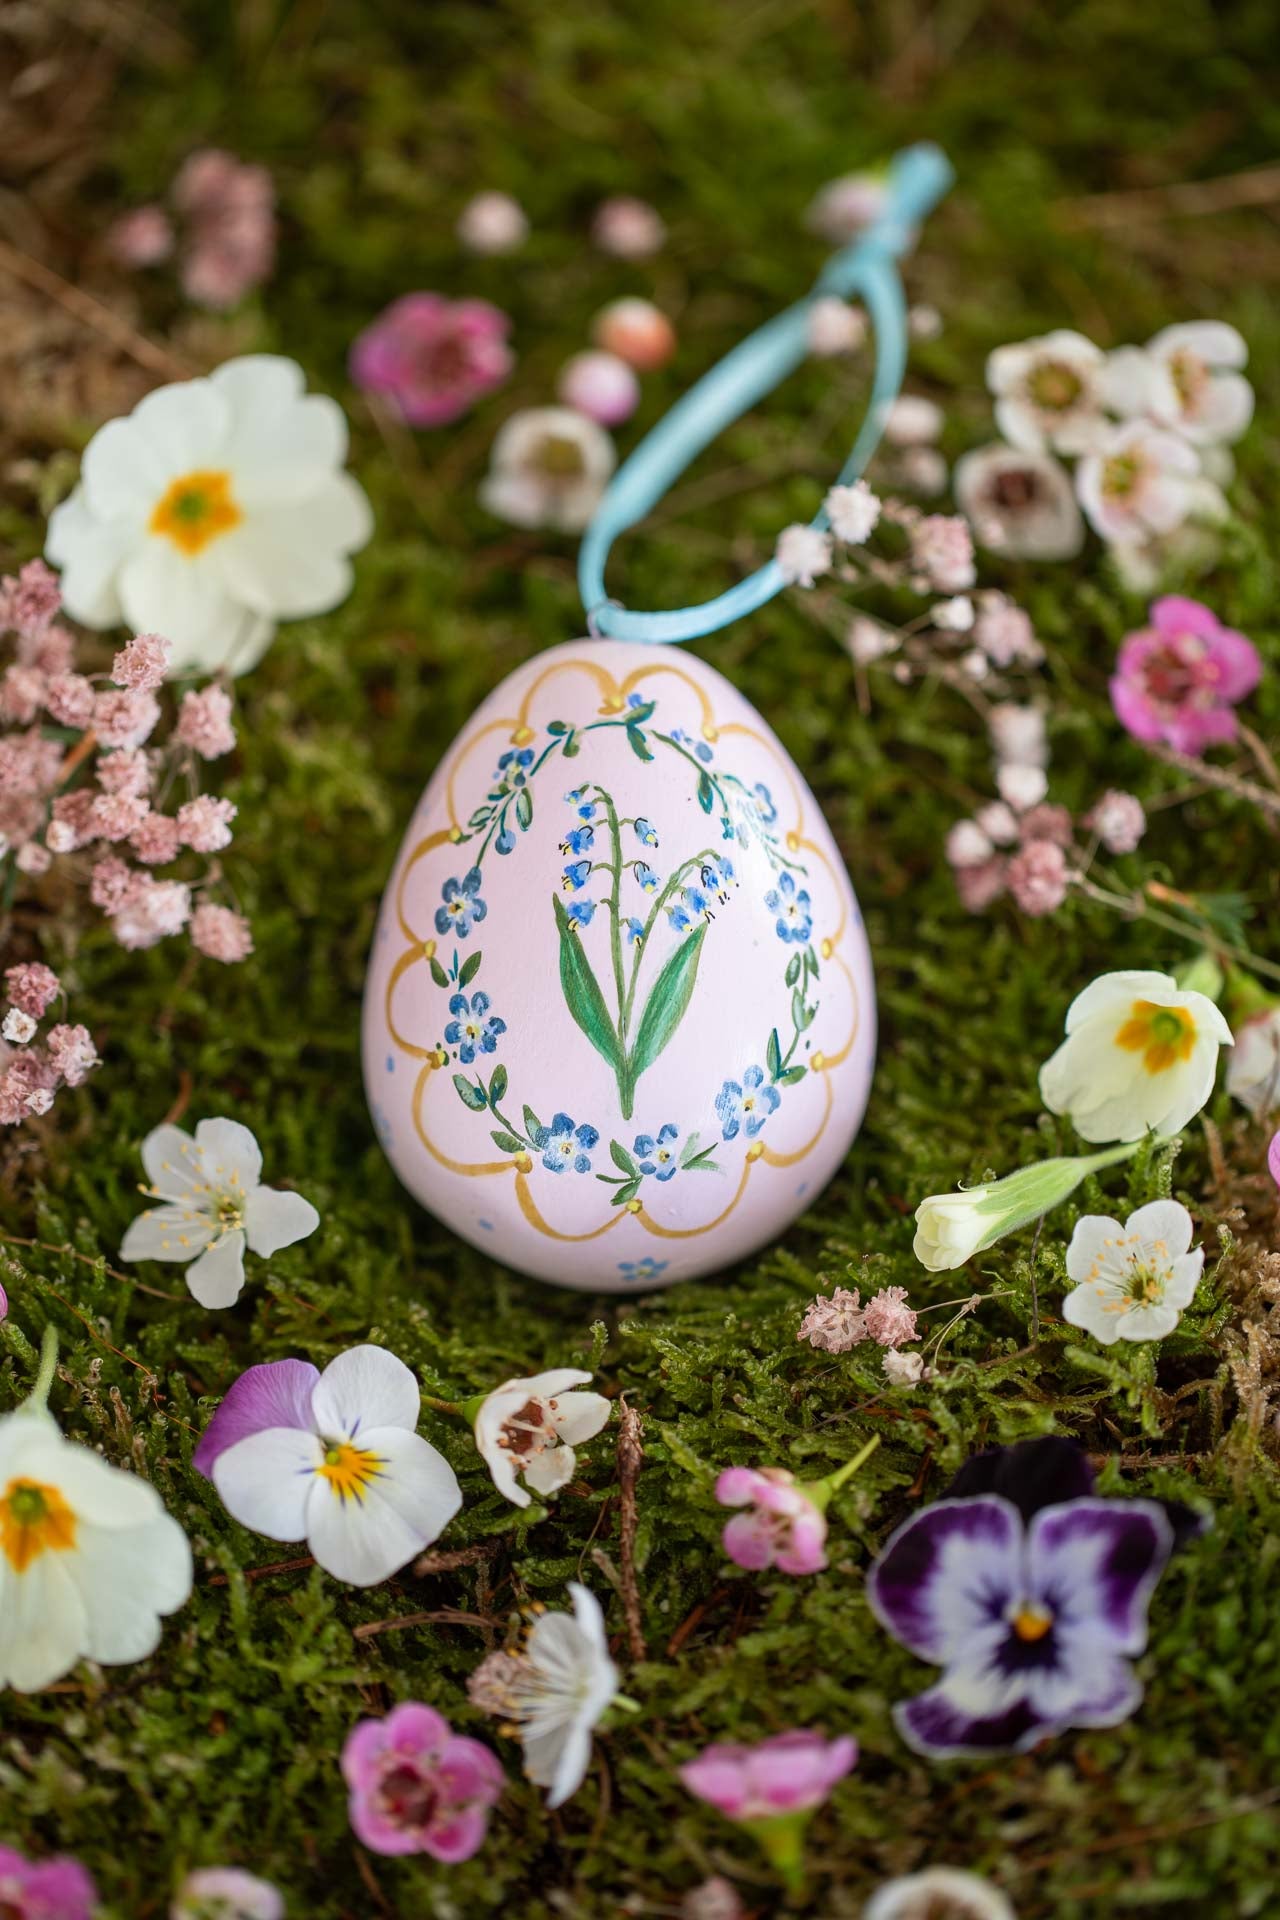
[341,1701,503,1861]
[680,1730,857,1824]
[5,962,60,1019]
[350,294,513,428]
[557,350,639,428]
[862,1286,918,1347]
[910,514,975,593]
[108,204,175,268]
[191,903,254,963]
[1007,839,1070,916]
[1111,596,1261,755]
[1269,1129,1280,1191]
[177,686,236,761]
[0,1845,98,1920]
[716,1466,828,1575]
[111,631,171,692]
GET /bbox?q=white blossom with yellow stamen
[1039,969,1232,1144]
[45,355,372,677]
[120,1118,319,1308]
[1062,1200,1204,1345]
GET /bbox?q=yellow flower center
[1115,999,1198,1075]
[316,1442,384,1503]
[149,469,243,555]
[1010,1602,1054,1642]
[1,1476,77,1573]
[1028,360,1082,412]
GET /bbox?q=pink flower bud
[556,351,639,428]
[592,297,676,371]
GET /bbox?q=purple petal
[944,1438,1095,1521]
[192,1357,319,1478]
[1029,1497,1174,1654]
[867,1495,1021,1663]
[896,1679,1049,1758]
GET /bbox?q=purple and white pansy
[867,1438,1207,1757]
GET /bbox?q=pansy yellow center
[316,1442,384,1502]
[1028,360,1082,412]
[1009,1601,1053,1642]
[1,1476,76,1573]
[1115,999,1197,1075]
[149,469,242,555]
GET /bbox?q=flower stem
[24,1323,59,1414]
[805,1432,880,1510]
[424,1392,462,1417]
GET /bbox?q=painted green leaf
[453,1074,488,1111]
[777,1064,807,1087]
[547,720,569,735]
[515,787,533,830]
[784,951,802,987]
[489,1063,508,1105]
[697,770,715,813]
[523,1103,544,1141]
[553,894,621,1073]
[766,1026,782,1081]
[458,950,481,987]
[610,1178,642,1207]
[630,923,707,1082]
[792,988,816,1032]
[429,956,450,989]
[490,1129,524,1153]
[626,725,654,763]
[625,700,656,725]
[562,731,581,758]
[610,1139,639,1176]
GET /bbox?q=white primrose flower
[864,1866,1016,1920]
[1063,1200,1204,1346]
[1039,969,1233,1145]
[1075,420,1199,544]
[914,1143,1141,1273]
[121,1118,320,1309]
[0,1405,192,1692]
[480,406,615,533]
[46,355,372,677]
[195,1345,462,1587]
[469,1583,618,1807]
[954,442,1084,561]
[473,1368,611,1508]
[986,329,1109,455]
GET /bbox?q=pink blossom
[910,514,976,593]
[1007,839,1070,916]
[0,665,46,725]
[6,962,60,1018]
[112,877,191,949]
[0,1844,97,1919]
[0,1048,59,1126]
[14,841,51,877]
[89,857,139,914]
[17,623,74,678]
[90,791,148,843]
[715,1466,828,1575]
[1,728,61,796]
[178,794,236,853]
[946,820,994,870]
[191,903,254,963]
[96,748,152,797]
[46,1024,98,1087]
[174,150,276,310]
[862,1286,918,1347]
[2,560,61,637]
[592,195,665,258]
[557,351,639,428]
[93,688,160,750]
[457,190,529,256]
[341,1702,503,1861]
[1086,789,1146,854]
[974,594,1041,668]
[177,686,236,760]
[797,1285,868,1352]
[679,1730,857,1822]
[107,204,175,267]
[1018,802,1074,848]
[1269,1129,1280,1191]
[44,672,95,728]
[1111,596,1260,755]
[592,297,676,371]
[0,1276,6,1320]
[111,631,171,691]
[955,856,1008,913]
[130,811,183,865]
[350,294,513,428]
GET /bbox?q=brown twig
[161,1070,194,1129]
[1010,1785,1280,1876]
[616,1394,646,1661]
[666,1584,729,1659]
[0,235,191,380]
[0,1231,184,1302]
[412,1541,500,1578]
[1057,163,1280,229]
[207,1555,315,1588]
[353,1607,492,1641]
[1144,741,1280,819]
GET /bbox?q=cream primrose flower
[120,1118,320,1309]
[1039,969,1233,1145]
[1063,1200,1204,1346]
[470,1583,618,1807]
[480,406,615,533]
[986,330,1109,455]
[471,1368,611,1508]
[864,1866,1016,1920]
[0,1332,192,1692]
[913,1143,1141,1273]
[45,356,372,678]
[194,1345,462,1587]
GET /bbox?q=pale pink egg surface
[362,640,876,1290]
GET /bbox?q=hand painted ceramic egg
[362,640,875,1291]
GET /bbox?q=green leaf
[766,1027,782,1081]
[553,894,621,1073]
[429,956,450,989]
[777,1064,807,1087]
[489,1063,508,1105]
[490,1129,524,1153]
[562,731,581,758]
[626,725,654,763]
[458,950,481,988]
[792,989,816,1033]
[547,720,569,735]
[784,952,802,987]
[610,1139,639,1176]
[697,770,714,813]
[805,944,820,980]
[610,1179,641,1207]
[515,787,534,830]
[522,1104,544,1140]
[453,1075,487,1112]
[630,923,707,1083]
[624,700,655,725]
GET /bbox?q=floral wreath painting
[363,642,876,1288]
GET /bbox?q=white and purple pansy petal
[1028,1496,1175,1656]
[867,1494,1023,1665]
[192,1356,321,1475]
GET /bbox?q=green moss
[3,1,1280,1913]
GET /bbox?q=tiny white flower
[197,1345,462,1587]
[45,356,372,677]
[473,1368,611,1508]
[988,702,1048,769]
[884,394,943,446]
[1063,1200,1203,1345]
[120,1117,320,1309]
[896,446,949,496]
[954,442,1084,561]
[882,1349,926,1388]
[1225,1007,1280,1118]
[946,820,994,869]
[807,296,866,356]
[997,763,1048,812]
[805,170,890,244]
[172,1867,283,1920]
[1039,969,1233,1145]
[986,329,1108,454]
[471,1583,618,1806]
[0,1406,192,1691]
[2,1008,36,1045]
[975,800,1019,846]
[775,523,832,587]
[480,406,615,533]
[847,616,899,664]
[908,303,943,341]
[865,1866,1016,1920]
[824,479,881,545]
[456,190,529,256]
[933,595,974,632]
[1075,420,1199,544]
[961,649,988,681]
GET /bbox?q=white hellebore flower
[1063,1200,1204,1346]
[480,406,615,533]
[0,1405,192,1692]
[986,329,1108,455]
[470,1583,618,1807]
[864,1865,1016,1920]
[195,1345,462,1587]
[953,442,1084,561]
[1074,420,1199,544]
[45,355,373,677]
[121,1118,320,1309]
[473,1368,611,1508]
[1040,969,1232,1145]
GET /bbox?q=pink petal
[1150,595,1216,641]
[722,1510,774,1570]
[424,1805,490,1864]
[1268,1129,1280,1189]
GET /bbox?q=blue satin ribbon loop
[577,142,953,645]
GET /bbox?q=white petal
[66,1508,192,1663]
[212,1426,322,1539]
[1112,1302,1181,1342]
[1064,971,1175,1034]
[1150,321,1247,371]
[121,1204,215,1264]
[193,1117,263,1189]
[551,1391,611,1447]
[475,1428,528,1508]
[35,1435,166,1529]
[118,378,230,487]
[1125,1199,1194,1259]
[0,1552,87,1691]
[1064,1214,1125,1284]
[311,1345,420,1438]
[1187,372,1253,445]
[185,1231,247,1308]
[80,415,175,523]
[524,1446,576,1496]
[213,357,350,505]
[141,1122,207,1197]
[117,539,251,677]
[1163,1250,1205,1308]
[1062,1283,1123,1344]
[44,489,128,628]
[993,395,1046,455]
[243,1186,320,1257]
[212,475,369,618]
[305,1428,460,1586]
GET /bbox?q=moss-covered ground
[3,2,1280,1914]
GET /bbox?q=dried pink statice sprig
[798,1284,919,1353]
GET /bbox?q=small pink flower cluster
[108,148,276,309]
[798,1283,919,1353]
[1,963,97,1126]
[947,779,1146,919]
